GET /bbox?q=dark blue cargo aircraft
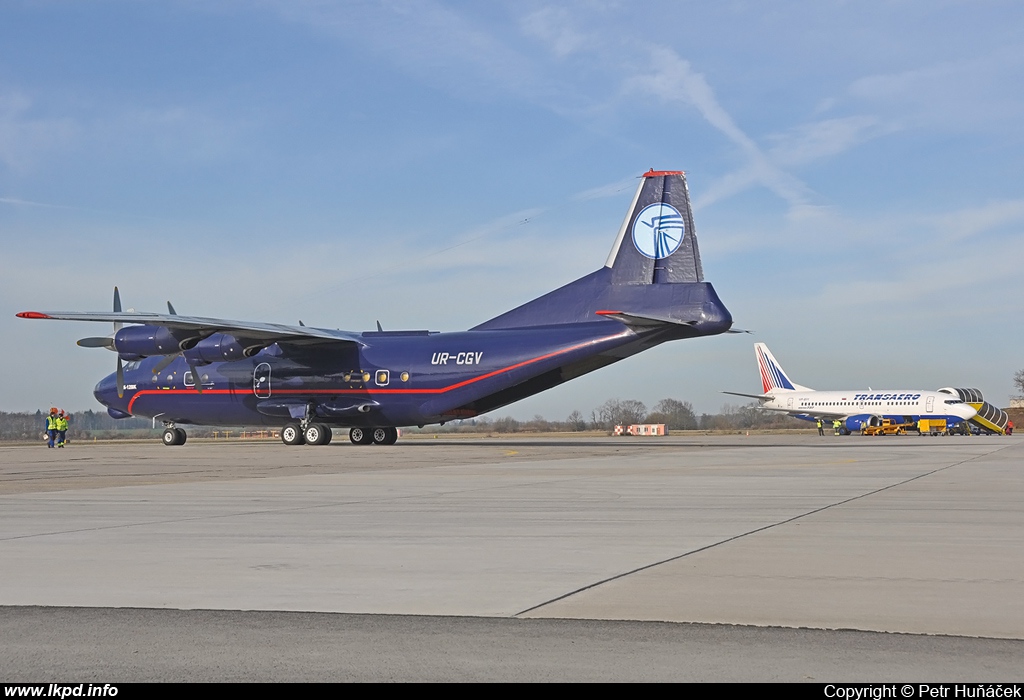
[18,170,733,447]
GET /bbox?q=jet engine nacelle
[113,325,199,357]
[182,333,247,364]
[845,415,872,432]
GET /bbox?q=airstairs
[938,387,1009,434]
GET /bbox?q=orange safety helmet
[50,407,58,414]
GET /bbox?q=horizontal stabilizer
[595,309,696,330]
[722,390,772,402]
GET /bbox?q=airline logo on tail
[756,343,796,393]
[632,203,685,259]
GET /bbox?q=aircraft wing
[16,310,366,347]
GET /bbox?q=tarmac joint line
[513,441,1019,617]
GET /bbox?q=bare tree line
[0,398,806,441]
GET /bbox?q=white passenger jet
[724,343,978,434]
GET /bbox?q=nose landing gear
[161,423,187,446]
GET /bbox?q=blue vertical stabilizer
[473,170,727,334]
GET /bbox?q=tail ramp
[755,343,812,393]
[473,170,731,334]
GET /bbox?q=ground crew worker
[816,419,824,436]
[56,410,68,448]
[833,419,841,436]
[45,408,59,448]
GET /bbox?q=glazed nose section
[93,373,117,408]
[95,373,133,418]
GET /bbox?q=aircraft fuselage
[96,310,725,428]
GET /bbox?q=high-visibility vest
[57,417,68,431]
[47,415,59,430]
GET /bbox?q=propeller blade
[376,320,383,332]
[77,337,115,349]
[187,361,203,394]
[151,353,178,375]
[112,287,122,334]
[167,301,177,315]
[116,357,124,399]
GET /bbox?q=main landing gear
[279,424,397,446]
[349,426,398,445]
[280,422,333,446]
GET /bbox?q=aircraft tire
[349,427,373,445]
[281,423,305,446]
[372,427,398,445]
[162,428,186,446]
[319,425,333,445]
[304,424,331,446]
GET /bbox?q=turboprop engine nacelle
[182,333,254,364]
[113,325,199,357]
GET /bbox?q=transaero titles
[824,686,1021,699]
[851,393,923,401]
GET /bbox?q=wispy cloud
[846,46,1024,130]
[0,90,78,172]
[572,177,637,201]
[624,46,812,210]
[520,7,588,58]
[767,116,896,167]
[259,0,539,100]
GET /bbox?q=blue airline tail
[473,170,730,336]
[755,343,812,393]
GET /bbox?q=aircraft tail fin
[755,343,812,393]
[605,169,703,284]
[472,169,731,333]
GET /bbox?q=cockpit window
[124,361,141,371]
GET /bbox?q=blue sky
[2,0,1022,418]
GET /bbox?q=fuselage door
[254,363,271,398]
[787,397,794,409]
[926,395,934,413]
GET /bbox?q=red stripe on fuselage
[126,331,630,414]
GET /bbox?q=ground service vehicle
[862,419,913,436]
